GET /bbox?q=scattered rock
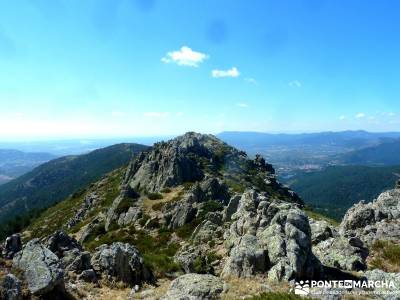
[77,269,97,283]
[161,273,225,300]
[2,234,22,259]
[67,191,101,229]
[0,274,22,300]
[13,239,64,295]
[91,242,153,285]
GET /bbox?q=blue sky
[0,0,399,139]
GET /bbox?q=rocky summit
[0,132,400,299]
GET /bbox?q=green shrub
[139,214,151,226]
[160,187,172,193]
[147,192,163,200]
[197,200,224,219]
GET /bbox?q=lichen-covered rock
[191,212,223,245]
[12,239,64,295]
[309,219,336,245]
[161,273,225,300]
[313,236,368,271]
[0,274,22,300]
[91,242,153,285]
[174,245,215,274]
[363,269,400,298]
[223,195,241,221]
[340,187,400,246]
[222,190,321,281]
[2,234,22,259]
[222,234,267,277]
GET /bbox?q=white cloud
[236,102,249,108]
[339,115,346,120]
[111,111,125,117]
[161,46,208,67]
[175,112,184,117]
[388,112,396,117]
[288,80,302,88]
[244,77,258,84]
[356,112,366,118]
[143,112,169,118]
[211,67,240,78]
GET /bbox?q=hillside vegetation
[0,143,148,223]
[287,165,400,220]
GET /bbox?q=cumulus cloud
[212,67,240,78]
[288,80,302,88]
[236,102,249,108]
[143,112,169,118]
[161,46,208,67]
[356,112,366,118]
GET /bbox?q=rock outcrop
[340,186,400,245]
[46,231,93,274]
[161,273,225,300]
[313,236,368,271]
[13,239,64,296]
[124,133,211,193]
[222,190,321,281]
[2,234,22,259]
[91,242,153,285]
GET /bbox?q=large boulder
[161,273,225,300]
[340,187,400,245]
[222,190,321,281]
[0,274,22,300]
[12,239,64,295]
[46,230,82,257]
[313,236,368,271]
[2,234,22,259]
[46,231,92,274]
[91,242,153,285]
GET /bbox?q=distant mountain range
[0,143,148,223]
[337,138,400,166]
[217,130,400,151]
[0,149,56,185]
